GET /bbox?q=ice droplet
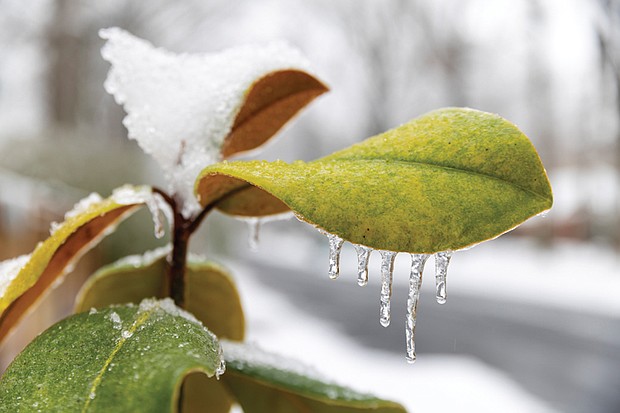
[89,392,96,400]
[434,251,452,304]
[109,311,122,330]
[246,217,260,252]
[112,185,171,239]
[354,244,371,287]
[121,330,133,339]
[145,195,166,239]
[326,233,344,280]
[406,254,429,363]
[379,250,397,327]
[215,345,226,379]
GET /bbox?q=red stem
[152,187,214,309]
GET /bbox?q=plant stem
[153,187,215,309]
[169,211,190,308]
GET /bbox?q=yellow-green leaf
[0,300,222,412]
[195,108,553,253]
[220,341,407,413]
[0,186,164,343]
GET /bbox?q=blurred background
[0,0,619,412]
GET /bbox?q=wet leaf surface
[0,300,221,413]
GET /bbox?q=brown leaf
[221,69,328,158]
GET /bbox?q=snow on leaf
[220,340,406,412]
[100,27,325,218]
[0,186,167,344]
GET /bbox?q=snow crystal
[63,192,103,221]
[222,339,326,380]
[111,185,172,239]
[0,254,30,298]
[109,311,122,330]
[113,245,172,268]
[100,27,313,218]
[138,297,202,327]
[221,340,373,400]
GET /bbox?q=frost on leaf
[0,255,30,299]
[100,27,315,218]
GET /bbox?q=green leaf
[74,251,244,413]
[0,300,222,413]
[220,341,407,413]
[0,186,163,343]
[74,249,244,341]
[195,108,553,253]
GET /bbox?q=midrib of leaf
[316,158,551,203]
[81,307,154,413]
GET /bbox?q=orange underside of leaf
[196,174,288,216]
[221,69,328,158]
[0,205,137,343]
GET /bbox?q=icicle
[326,233,344,279]
[379,250,397,327]
[405,254,429,363]
[215,344,226,379]
[215,358,226,380]
[145,195,166,239]
[246,217,261,252]
[354,244,372,286]
[434,251,452,304]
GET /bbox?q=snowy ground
[226,260,556,413]
[216,220,608,412]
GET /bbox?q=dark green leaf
[74,250,244,413]
[220,341,407,413]
[0,300,222,413]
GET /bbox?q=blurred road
[247,260,620,413]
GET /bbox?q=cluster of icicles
[326,231,452,364]
[241,216,452,363]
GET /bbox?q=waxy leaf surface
[220,341,406,413]
[74,250,244,413]
[0,186,161,343]
[75,249,244,341]
[196,108,553,253]
[0,300,221,413]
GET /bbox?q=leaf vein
[81,307,154,412]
